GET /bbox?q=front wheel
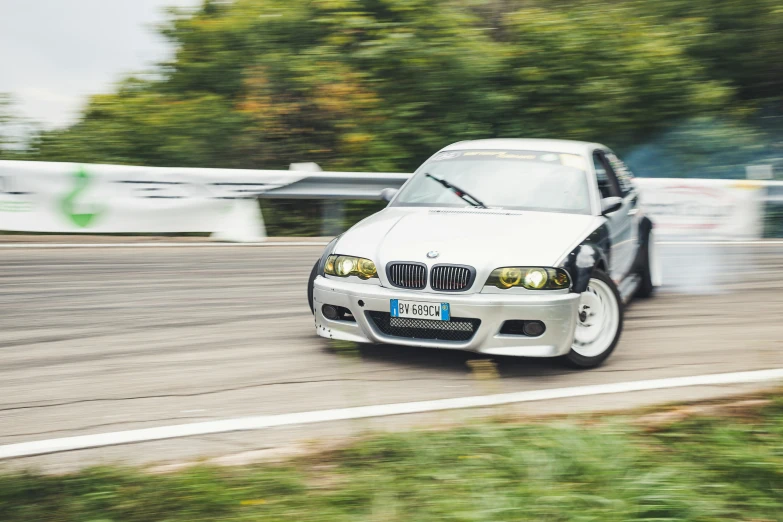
[562,270,623,368]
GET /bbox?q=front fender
[309,236,341,314]
[559,223,610,293]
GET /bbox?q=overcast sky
[0,0,201,129]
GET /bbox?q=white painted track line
[0,239,781,248]
[1,368,782,460]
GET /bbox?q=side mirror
[380,187,398,202]
[601,196,623,215]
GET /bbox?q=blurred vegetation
[764,203,783,238]
[2,0,782,232]
[260,198,386,236]
[2,395,782,521]
[0,94,23,156]
[0,94,9,149]
[3,0,740,169]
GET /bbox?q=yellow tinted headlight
[356,258,377,279]
[523,268,548,289]
[336,256,355,276]
[498,267,523,288]
[486,267,570,290]
[324,255,335,275]
[324,255,378,280]
[551,270,569,288]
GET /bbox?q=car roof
[441,138,603,156]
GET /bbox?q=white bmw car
[308,139,661,367]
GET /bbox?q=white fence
[0,160,779,241]
[633,178,767,240]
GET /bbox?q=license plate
[390,299,450,321]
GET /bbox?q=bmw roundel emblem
[427,250,439,259]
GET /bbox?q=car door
[592,150,638,282]
[604,150,641,274]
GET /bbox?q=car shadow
[322,341,578,380]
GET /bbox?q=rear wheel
[636,229,657,298]
[563,269,623,368]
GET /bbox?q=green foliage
[764,203,783,238]
[0,93,33,159]
[28,80,247,168]
[625,115,773,178]
[0,93,10,145]
[642,0,783,103]
[259,199,385,236]
[12,0,783,233]
[2,400,782,521]
[25,0,738,173]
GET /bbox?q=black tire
[562,269,624,369]
[635,234,655,299]
[307,260,319,314]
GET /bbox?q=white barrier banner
[0,161,308,241]
[0,161,767,241]
[634,178,764,240]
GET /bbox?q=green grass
[1,398,782,521]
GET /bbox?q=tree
[642,0,783,104]
[624,115,771,178]
[28,0,733,174]
[0,94,37,159]
[1,94,14,155]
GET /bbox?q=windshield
[392,150,592,214]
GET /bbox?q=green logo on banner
[60,167,104,228]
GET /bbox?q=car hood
[335,207,601,279]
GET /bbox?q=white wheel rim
[572,278,620,357]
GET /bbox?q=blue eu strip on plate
[440,303,450,321]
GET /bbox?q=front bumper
[313,276,580,357]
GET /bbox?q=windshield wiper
[425,173,487,209]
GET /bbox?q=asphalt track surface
[2,243,783,471]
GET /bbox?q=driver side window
[592,151,620,199]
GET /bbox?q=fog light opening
[322,304,356,322]
[322,304,339,320]
[523,320,546,337]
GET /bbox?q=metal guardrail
[1,158,781,239]
[264,170,783,238]
[260,172,410,200]
[265,166,783,202]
